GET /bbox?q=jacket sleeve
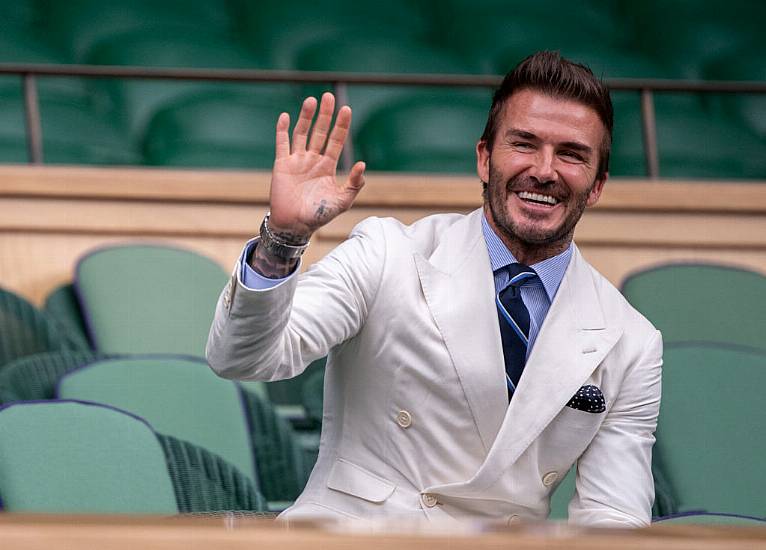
[567,328,663,527]
[206,217,386,381]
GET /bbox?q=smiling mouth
[515,191,560,206]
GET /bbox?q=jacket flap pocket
[327,458,396,503]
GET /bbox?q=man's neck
[484,211,573,266]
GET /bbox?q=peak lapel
[484,247,623,476]
[414,209,508,452]
[429,247,624,496]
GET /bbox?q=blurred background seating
[0,0,760,178]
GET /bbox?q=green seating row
[0,286,86,370]
[3,249,765,519]
[0,352,310,506]
[0,400,267,514]
[0,0,762,175]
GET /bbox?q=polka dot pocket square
[566,385,606,413]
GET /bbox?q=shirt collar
[481,212,572,301]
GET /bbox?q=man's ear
[586,173,608,207]
[476,140,490,183]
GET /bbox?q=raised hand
[268,92,366,242]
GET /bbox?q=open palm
[268,93,366,240]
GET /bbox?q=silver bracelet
[258,213,310,260]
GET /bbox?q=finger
[308,92,335,153]
[346,161,366,193]
[292,96,317,153]
[324,105,352,161]
[275,112,290,159]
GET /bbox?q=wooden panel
[0,165,764,306]
[0,514,765,550]
[1,165,765,212]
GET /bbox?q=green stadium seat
[265,357,325,426]
[0,287,77,371]
[85,29,276,140]
[57,356,259,485]
[144,91,298,169]
[0,400,179,514]
[293,36,481,131]
[705,50,766,139]
[0,96,140,165]
[610,97,766,179]
[300,363,325,427]
[0,400,266,513]
[74,243,228,356]
[356,94,489,173]
[548,466,576,520]
[431,0,622,74]
[233,0,433,69]
[653,513,766,526]
[43,284,91,350]
[0,26,93,105]
[156,431,267,514]
[239,385,311,504]
[35,0,234,61]
[653,344,766,517]
[0,1,36,29]
[0,350,102,405]
[0,351,302,505]
[621,263,766,351]
[623,0,766,79]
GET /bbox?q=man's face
[477,89,608,260]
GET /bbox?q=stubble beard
[485,161,593,259]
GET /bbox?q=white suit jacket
[207,208,663,527]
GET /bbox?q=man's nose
[528,148,558,183]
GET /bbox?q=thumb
[346,161,366,193]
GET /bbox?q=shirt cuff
[239,239,298,290]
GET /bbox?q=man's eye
[513,142,534,149]
[561,151,584,161]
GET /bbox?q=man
[207,51,662,526]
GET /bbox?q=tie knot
[505,263,538,288]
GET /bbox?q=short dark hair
[481,50,613,179]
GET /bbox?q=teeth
[517,191,559,205]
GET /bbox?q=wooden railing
[1,165,764,305]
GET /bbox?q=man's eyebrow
[505,128,537,140]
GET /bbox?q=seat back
[0,400,178,513]
[0,350,101,405]
[57,356,257,484]
[655,344,766,517]
[0,287,73,370]
[356,95,489,173]
[653,513,766,526]
[75,244,228,356]
[621,263,766,351]
[43,283,92,350]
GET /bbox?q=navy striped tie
[496,263,538,400]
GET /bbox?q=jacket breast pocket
[539,406,607,469]
[326,458,396,504]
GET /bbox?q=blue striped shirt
[481,214,572,355]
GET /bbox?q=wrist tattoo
[250,243,298,278]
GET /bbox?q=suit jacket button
[421,493,438,508]
[396,410,412,428]
[507,514,521,525]
[542,471,559,486]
